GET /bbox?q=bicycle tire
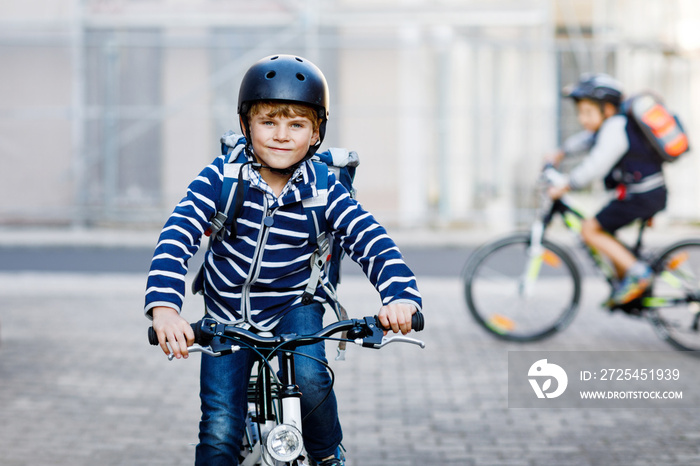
[646,239,700,353]
[463,233,581,342]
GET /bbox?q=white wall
[0,0,698,229]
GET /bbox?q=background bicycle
[461,172,700,353]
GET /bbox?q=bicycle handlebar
[541,166,569,188]
[148,311,425,355]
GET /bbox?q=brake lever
[352,335,426,350]
[376,335,425,349]
[346,316,426,349]
[166,343,241,361]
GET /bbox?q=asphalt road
[2,273,699,466]
[3,230,700,465]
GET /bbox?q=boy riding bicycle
[144,54,422,466]
[546,73,667,305]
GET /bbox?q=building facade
[1,0,698,230]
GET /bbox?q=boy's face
[247,105,319,172]
[575,99,606,132]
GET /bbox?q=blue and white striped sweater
[145,154,422,330]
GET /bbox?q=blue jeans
[195,303,343,465]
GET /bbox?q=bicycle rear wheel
[647,239,700,353]
[463,234,581,342]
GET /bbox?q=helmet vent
[265,71,276,79]
[271,56,279,60]
[295,57,303,62]
[296,73,306,82]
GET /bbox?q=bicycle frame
[164,337,300,465]
[531,191,692,314]
[150,314,425,466]
[193,333,313,465]
[238,344,304,466]
[533,194,649,290]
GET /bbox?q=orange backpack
[624,92,690,163]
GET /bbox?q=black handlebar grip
[376,311,424,332]
[148,322,202,346]
[412,311,424,332]
[148,327,159,345]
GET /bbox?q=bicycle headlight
[264,424,303,462]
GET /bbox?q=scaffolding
[0,0,698,229]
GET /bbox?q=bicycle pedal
[608,300,645,317]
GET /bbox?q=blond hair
[248,101,321,133]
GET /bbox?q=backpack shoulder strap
[302,161,329,246]
[301,161,331,305]
[195,133,247,295]
[220,145,248,212]
[208,143,248,240]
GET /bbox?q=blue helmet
[238,55,330,148]
[563,73,623,107]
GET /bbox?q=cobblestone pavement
[1,272,699,466]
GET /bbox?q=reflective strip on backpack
[626,172,665,194]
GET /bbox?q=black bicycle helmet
[563,73,623,107]
[238,55,330,170]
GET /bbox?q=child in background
[547,73,666,305]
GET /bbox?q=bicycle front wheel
[463,234,581,342]
[647,239,700,353]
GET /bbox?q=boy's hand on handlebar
[151,306,195,359]
[378,303,417,335]
[547,183,570,200]
[543,149,564,167]
[542,165,570,200]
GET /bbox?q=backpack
[195,130,359,308]
[623,92,690,163]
